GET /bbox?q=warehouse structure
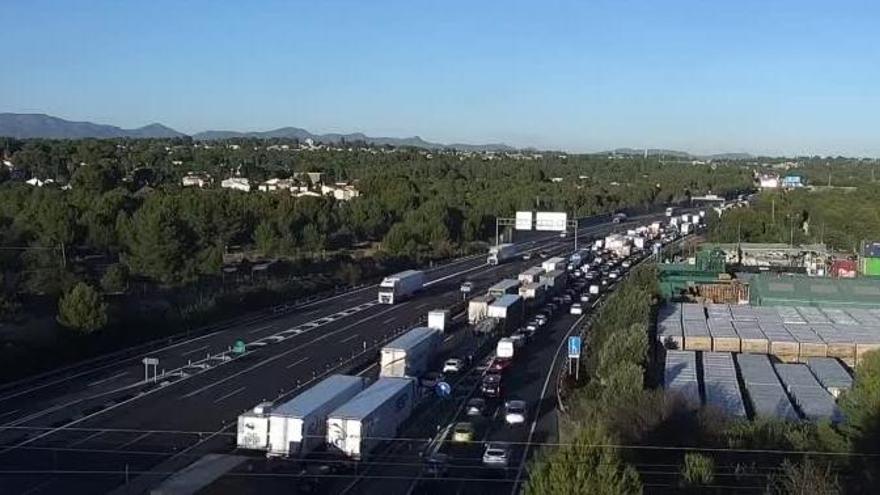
[749,274,880,309]
[656,302,880,365]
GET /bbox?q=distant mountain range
[609,148,754,161]
[0,113,514,151]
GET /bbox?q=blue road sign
[435,381,452,398]
[568,336,582,358]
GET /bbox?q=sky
[2,0,879,156]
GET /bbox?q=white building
[182,173,212,188]
[221,177,251,192]
[320,183,360,201]
[759,174,780,190]
[25,178,54,187]
[258,178,295,192]
[294,190,321,198]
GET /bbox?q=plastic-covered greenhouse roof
[749,273,880,309]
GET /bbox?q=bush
[57,282,108,334]
[680,453,715,487]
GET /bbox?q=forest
[708,186,880,253]
[0,137,753,378]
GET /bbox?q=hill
[0,113,184,139]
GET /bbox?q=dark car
[466,397,487,416]
[481,374,502,397]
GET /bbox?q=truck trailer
[379,327,442,378]
[487,294,524,333]
[517,267,545,285]
[487,243,518,266]
[237,402,274,451]
[266,374,368,458]
[542,257,567,273]
[427,309,450,333]
[378,270,425,304]
[487,279,520,298]
[467,295,494,324]
[326,377,417,459]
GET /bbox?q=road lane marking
[180,345,209,357]
[212,386,246,404]
[443,335,454,343]
[69,429,106,447]
[340,334,360,344]
[357,363,378,376]
[117,431,152,450]
[0,408,21,421]
[286,356,311,369]
[86,371,129,388]
[382,316,396,324]
[248,324,275,335]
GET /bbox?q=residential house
[25,178,54,187]
[782,175,805,189]
[758,174,780,190]
[220,177,251,192]
[320,183,360,201]
[258,178,296,192]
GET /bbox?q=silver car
[482,442,511,467]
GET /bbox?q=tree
[526,423,642,495]
[57,282,108,334]
[100,263,128,293]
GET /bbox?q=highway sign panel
[142,357,159,366]
[568,336,582,358]
[535,212,568,232]
[515,211,533,230]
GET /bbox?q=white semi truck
[379,327,442,378]
[266,374,368,458]
[487,243,518,265]
[378,270,425,304]
[326,377,417,459]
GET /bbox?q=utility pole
[771,198,775,225]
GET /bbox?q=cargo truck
[427,309,450,333]
[517,267,545,285]
[378,270,425,304]
[487,279,520,298]
[326,377,417,459]
[237,402,274,451]
[666,207,676,217]
[468,295,494,324]
[266,375,368,458]
[487,294,524,333]
[542,257,567,273]
[487,243,518,266]
[496,338,515,360]
[539,269,567,294]
[379,327,442,378]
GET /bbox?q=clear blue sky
[2,0,878,156]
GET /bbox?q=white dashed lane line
[286,356,311,369]
[212,386,246,404]
[180,345,209,357]
[86,371,129,388]
[340,334,360,344]
[382,317,396,324]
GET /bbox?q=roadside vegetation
[708,186,880,253]
[526,263,880,494]
[0,137,752,380]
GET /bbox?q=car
[562,294,573,305]
[460,281,474,294]
[534,314,548,326]
[580,294,591,303]
[538,251,550,258]
[481,374,502,397]
[504,400,527,425]
[443,358,463,374]
[488,359,512,373]
[609,270,620,279]
[421,371,444,388]
[483,442,511,467]
[622,260,632,269]
[559,232,567,238]
[572,269,583,278]
[525,321,539,333]
[570,303,583,315]
[452,422,475,443]
[522,252,533,260]
[466,398,486,416]
[423,452,449,477]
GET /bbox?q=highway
[0,228,577,494]
[0,211,668,494]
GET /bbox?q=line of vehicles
[232,212,699,486]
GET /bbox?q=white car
[442,359,463,374]
[483,442,511,467]
[570,303,583,315]
[504,400,527,425]
[580,294,590,303]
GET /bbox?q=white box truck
[517,267,545,285]
[326,377,416,459]
[380,327,442,378]
[468,295,494,324]
[378,270,425,304]
[427,309,449,333]
[542,257,567,273]
[266,375,368,458]
[487,243,518,265]
[487,279,520,298]
[237,402,273,451]
[488,294,524,333]
[540,269,567,294]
